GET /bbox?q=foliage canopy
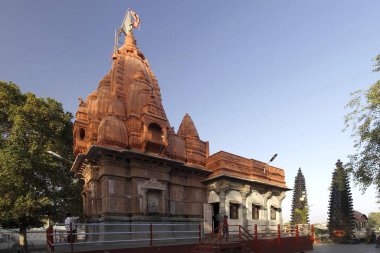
[295,206,309,225]
[0,81,81,251]
[345,54,380,198]
[368,212,380,230]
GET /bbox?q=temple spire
[124,30,137,47]
[178,113,200,139]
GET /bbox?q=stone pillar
[278,192,286,225]
[218,191,226,220]
[263,191,272,226]
[240,185,251,228]
[215,182,230,220]
[98,158,127,216]
[81,164,100,218]
[141,189,148,215]
[161,191,166,215]
[162,127,168,146]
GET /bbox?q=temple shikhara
[71,10,289,236]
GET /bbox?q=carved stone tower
[72,11,210,227]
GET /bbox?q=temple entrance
[212,203,220,233]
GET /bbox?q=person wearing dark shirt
[222,215,229,242]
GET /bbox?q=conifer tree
[327,160,354,239]
[290,168,309,224]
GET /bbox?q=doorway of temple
[211,203,220,233]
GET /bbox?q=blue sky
[1,1,380,223]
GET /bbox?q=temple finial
[112,10,140,61]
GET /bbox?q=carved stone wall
[77,147,209,222]
[141,179,166,215]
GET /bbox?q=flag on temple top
[121,11,132,34]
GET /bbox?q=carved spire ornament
[113,10,140,59]
[121,10,140,35]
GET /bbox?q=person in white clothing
[64,213,79,243]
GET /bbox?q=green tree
[368,212,380,230]
[295,206,309,225]
[0,81,82,253]
[290,168,309,224]
[327,160,354,240]
[344,54,380,197]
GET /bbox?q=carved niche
[141,178,166,215]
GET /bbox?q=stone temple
[71,12,289,235]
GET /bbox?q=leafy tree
[344,54,380,197]
[0,81,82,252]
[295,206,309,225]
[368,212,380,230]
[327,160,355,240]
[290,168,309,224]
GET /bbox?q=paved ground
[310,243,380,253]
[3,243,380,253]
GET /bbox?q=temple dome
[178,113,199,139]
[108,98,127,119]
[87,90,98,100]
[87,83,112,121]
[133,70,149,83]
[86,90,98,120]
[97,112,128,148]
[99,72,111,86]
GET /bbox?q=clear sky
[1,1,380,223]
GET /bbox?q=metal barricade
[47,222,202,252]
[45,222,315,252]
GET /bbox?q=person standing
[64,213,79,243]
[46,225,54,251]
[371,230,377,244]
[222,215,229,242]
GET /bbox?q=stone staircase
[191,225,258,253]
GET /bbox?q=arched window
[79,128,86,140]
[148,123,162,142]
[229,202,239,219]
[252,204,260,220]
[270,206,277,220]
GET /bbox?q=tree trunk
[19,227,29,253]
